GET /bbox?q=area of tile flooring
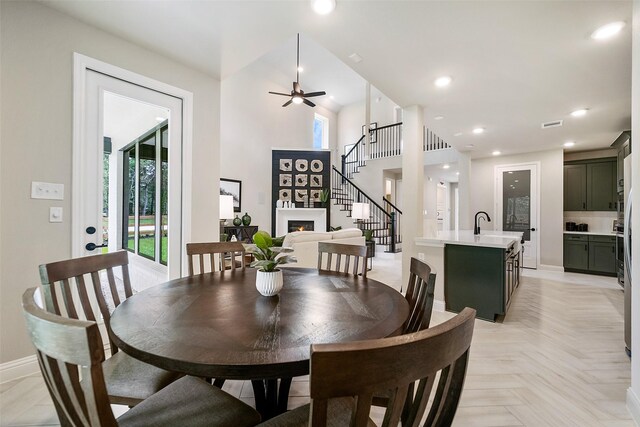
[1,255,634,426]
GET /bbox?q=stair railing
[369,122,402,160]
[382,198,402,253]
[423,127,452,151]
[341,134,366,179]
[332,166,401,252]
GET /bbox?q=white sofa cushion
[330,228,363,240]
[282,231,333,248]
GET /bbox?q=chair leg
[213,378,226,388]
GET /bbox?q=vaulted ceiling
[42,1,632,158]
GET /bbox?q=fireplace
[288,220,315,232]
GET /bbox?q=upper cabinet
[564,158,616,211]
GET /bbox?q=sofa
[280,228,365,269]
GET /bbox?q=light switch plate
[49,207,63,223]
[32,182,64,200]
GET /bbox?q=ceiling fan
[269,33,326,107]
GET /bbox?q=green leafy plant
[245,231,296,272]
[319,188,330,204]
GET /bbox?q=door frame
[72,53,193,275]
[494,162,541,269]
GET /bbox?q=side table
[365,240,375,270]
[223,225,258,243]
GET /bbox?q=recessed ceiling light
[329,95,335,100]
[464,144,475,149]
[155,117,165,122]
[443,164,450,169]
[571,109,588,117]
[564,141,576,147]
[492,150,501,156]
[311,0,336,15]
[591,21,625,40]
[434,115,444,120]
[473,127,485,134]
[456,172,460,175]
[297,66,304,72]
[348,53,362,63]
[514,180,519,183]
[434,76,452,87]
[454,132,463,137]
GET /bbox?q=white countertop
[564,231,617,236]
[415,230,523,249]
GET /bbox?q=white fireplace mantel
[276,208,327,236]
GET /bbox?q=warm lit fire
[297,226,305,231]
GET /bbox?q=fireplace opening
[288,220,314,232]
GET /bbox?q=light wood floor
[1,256,634,426]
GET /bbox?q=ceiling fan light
[292,96,304,105]
[311,0,336,15]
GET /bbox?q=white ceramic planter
[256,269,283,296]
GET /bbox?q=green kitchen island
[415,231,523,322]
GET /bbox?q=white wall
[470,149,564,269]
[220,60,337,235]
[0,1,221,363]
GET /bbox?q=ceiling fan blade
[293,81,301,93]
[269,91,291,96]
[302,98,316,107]
[303,91,326,98]
[282,100,293,107]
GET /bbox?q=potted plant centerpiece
[245,231,296,296]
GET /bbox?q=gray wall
[470,149,564,268]
[0,1,221,363]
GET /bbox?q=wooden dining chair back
[308,307,476,427]
[39,251,182,407]
[317,242,367,278]
[39,250,132,356]
[186,241,246,276]
[23,287,262,427]
[22,287,119,427]
[403,257,437,334]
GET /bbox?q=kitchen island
[416,230,524,322]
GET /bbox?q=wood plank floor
[0,254,633,426]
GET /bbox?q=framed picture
[220,178,241,212]
[362,122,378,143]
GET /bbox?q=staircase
[331,167,402,253]
[334,123,452,253]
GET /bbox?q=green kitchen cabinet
[563,235,589,270]
[586,161,616,211]
[564,164,587,211]
[588,235,616,274]
[564,158,616,211]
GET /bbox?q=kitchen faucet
[474,211,491,235]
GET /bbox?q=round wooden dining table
[109,267,409,419]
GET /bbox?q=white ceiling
[104,92,168,150]
[42,0,632,158]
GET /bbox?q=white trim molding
[0,354,39,384]
[433,299,445,312]
[538,264,565,272]
[626,387,640,424]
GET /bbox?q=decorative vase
[242,212,252,226]
[255,269,283,296]
[233,215,242,226]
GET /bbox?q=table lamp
[219,195,234,224]
[352,202,370,222]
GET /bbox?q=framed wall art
[220,178,241,212]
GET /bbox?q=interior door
[79,70,183,282]
[496,164,539,269]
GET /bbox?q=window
[313,113,329,149]
[122,122,169,265]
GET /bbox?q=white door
[495,164,539,269]
[76,69,184,283]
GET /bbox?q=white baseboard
[538,264,564,272]
[434,299,445,312]
[626,387,640,425]
[0,354,39,384]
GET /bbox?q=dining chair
[22,287,262,427]
[258,307,476,427]
[371,257,437,418]
[38,250,182,407]
[186,241,246,276]
[317,242,367,278]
